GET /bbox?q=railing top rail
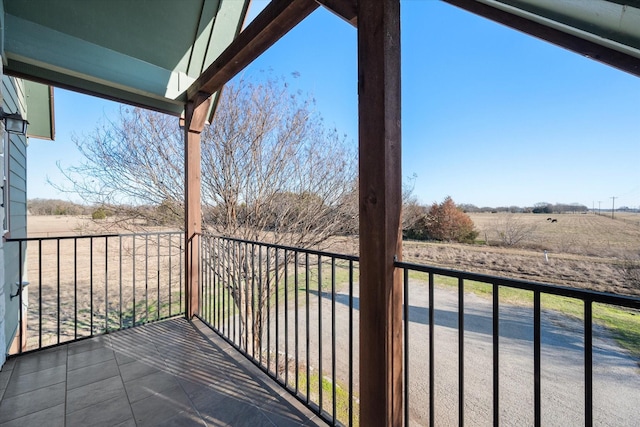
[396,260,640,309]
[199,233,360,262]
[6,230,184,242]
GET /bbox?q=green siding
[3,75,28,353]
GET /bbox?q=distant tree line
[28,198,92,216]
[458,202,588,214]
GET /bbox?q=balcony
[2,232,640,425]
[0,317,324,426]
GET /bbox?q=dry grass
[19,216,184,350]
[403,212,640,296]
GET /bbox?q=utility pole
[598,201,602,216]
[611,196,617,219]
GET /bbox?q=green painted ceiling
[2,0,250,116]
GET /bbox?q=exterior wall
[1,73,28,363]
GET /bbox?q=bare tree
[58,74,357,351]
[492,213,538,247]
[200,77,357,247]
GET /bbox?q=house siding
[1,73,28,363]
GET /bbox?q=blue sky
[27,1,640,209]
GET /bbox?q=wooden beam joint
[187,0,319,106]
[315,0,358,27]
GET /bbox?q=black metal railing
[198,234,359,426]
[397,261,640,427]
[198,235,640,426]
[6,232,185,353]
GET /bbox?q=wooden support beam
[358,0,403,426]
[187,0,319,105]
[184,95,211,319]
[443,0,640,78]
[315,0,357,27]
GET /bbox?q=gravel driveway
[269,280,639,426]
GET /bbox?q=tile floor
[0,318,327,426]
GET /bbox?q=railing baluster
[245,242,250,353]
[331,257,336,424]
[168,235,172,317]
[233,241,238,346]
[429,272,435,427]
[267,246,271,373]
[285,249,289,387]
[133,235,136,326]
[534,291,541,427]
[404,267,409,427]
[259,243,264,366]
[458,277,464,425]
[145,234,149,322]
[72,238,76,341]
[179,236,183,314]
[119,236,123,329]
[493,283,500,425]
[60,238,64,341]
[585,300,593,426]
[209,237,214,325]
[349,259,354,427]
[294,250,299,394]
[251,243,256,359]
[39,239,43,348]
[305,252,310,404]
[217,238,226,331]
[105,236,109,333]
[18,241,23,353]
[157,233,161,320]
[275,248,280,380]
[318,254,323,413]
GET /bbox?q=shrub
[92,207,107,220]
[403,196,478,243]
[426,197,478,243]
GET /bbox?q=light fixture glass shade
[4,114,28,134]
[0,109,28,135]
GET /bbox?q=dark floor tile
[154,410,206,427]
[111,418,137,427]
[198,396,274,426]
[130,384,196,427]
[67,346,115,371]
[66,357,119,390]
[118,358,166,383]
[3,364,66,397]
[66,375,127,414]
[0,381,65,423]
[124,370,179,403]
[66,335,112,355]
[1,358,15,372]
[0,369,13,399]
[0,402,65,427]
[178,376,243,411]
[66,394,133,427]
[261,405,315,427]
[11,347,67,375]
[303,415,330,426]
[113,343,159,365]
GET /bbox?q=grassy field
[403,212,640,296]
[27,213,640,297]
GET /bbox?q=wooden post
[184,94,211,319]
[358,0,403,426]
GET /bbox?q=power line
[610,196,617,219]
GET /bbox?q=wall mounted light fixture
[0,108,28,135]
